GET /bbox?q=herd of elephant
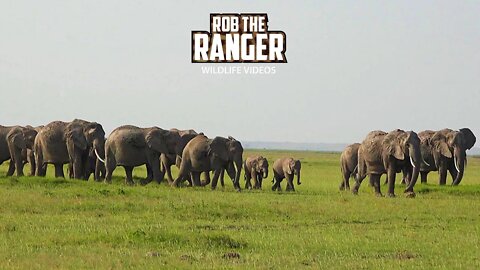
[340,128,476,197]
[0,119,302,192]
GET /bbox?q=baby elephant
[244,155,269,189]
[339,143,360,191]
[272,158,301,191]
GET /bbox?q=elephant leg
[6,161,15,176]
[190,171,201,187]
[369,174,382,197]
[340,169,350,191]
[211,170,222,190]
[438,165,448,185]
[448,167,457,184]
[28,152,36,176]
[165,164,175,185]
[286,174,295,192]
[245,172,252,190]
[271,174,282,191]
[201,171,211,186]
[255,175,263,189]
[219,169,225,187]
[68,162,74,178]
[387,168,396,197]
[35,150,46,177]
[420,171,428,184]
[352,173,367,195]
[124,166,134,185]
[145,163,153,182]
[54,164,65,178]
[104,154,116,184]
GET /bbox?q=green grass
[1,150,480,269]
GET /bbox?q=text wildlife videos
[192,13,287,63]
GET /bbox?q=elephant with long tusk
[353,129,422,197]
[418,128,476,185]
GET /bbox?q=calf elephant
[339,143,360,191]
[34,121,88,178]
[271,158,301,191]
[0,125,27,176]
[104,125,179,185]
[244,155,269,189]
[171,135,243,191]
[22,126,43,176]
[418,128,476,185]
[353,129,422,197]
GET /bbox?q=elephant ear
[146,130,168,154]
[209,137,229,161]
[176,134,197,156]
[436,141,452,158]
[387,144,404,160]
[66,129,87,151]
[11,132,26,149]
[459,128,476,150]
[286,160,294,174]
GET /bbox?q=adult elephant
[67,119,106,180]
[104,125,179,185]
[171,135,243,191]
[85,137,106,181]
[159,128,200,184]
[339,143,360,191]
[34,121,88,178]
[353,129,422,197]
[418,128,476,185]
[0,125,27,176]
[244,155,269,189]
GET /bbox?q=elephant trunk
[296,171,301,185]
[405,145,421,193]
[263,169,268,179]
[93,138,105,162]
[452,147,466,186]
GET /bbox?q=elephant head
[7,127,27,176]
[254,156,269,179]
[65,126,88,155]
[174,132,199,166]
[22,126,38,150]
[431,128,476,185]
[79,121,106,162]
[382,129,421,192]
[145,128,178,155]
[209,136,244,190]
[286,159,302,185]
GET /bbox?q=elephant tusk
[94,148,105,163]
[454,156,460,172]
[423,159,430,167]
[410,156,416,168]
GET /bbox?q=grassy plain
[0,150,479,269]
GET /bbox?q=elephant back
[40,121,69,144]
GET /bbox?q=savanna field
[1,150,479,269]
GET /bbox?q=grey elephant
[85,137,106,181]
[34,121,88,178]
[21,126,43,176]
[353,129,422,197]
[418,128,476,185]
[339,143,360,191]
[159,128,200,184]
[0,125,27,176]
[104,125,179,185]
[66,119,106,180]
[244,155,269,189]
[171,135,243,191]
[271,158,301,191]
